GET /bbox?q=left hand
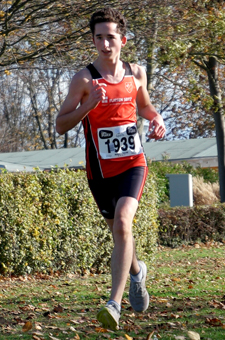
[148,114,166,140]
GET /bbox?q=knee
[113,214,132,240]
[112,197,137,240]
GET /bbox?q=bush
[0,169,158,275]
[158,204,225,247]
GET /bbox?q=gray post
[166,174,193,207]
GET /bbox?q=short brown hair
[90,7,127,37]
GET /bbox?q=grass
[0,242,224,340]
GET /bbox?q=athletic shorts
[88,166,148,219]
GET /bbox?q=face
[93,22,126,60]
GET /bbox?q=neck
[93,58,124,83]
[95,57,122,72]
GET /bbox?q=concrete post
[166,174,193,207]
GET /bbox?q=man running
[56,7,166,330]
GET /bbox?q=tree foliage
[0,0,88,69]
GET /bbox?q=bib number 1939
[97,123,143,159]
[105,136,135,153]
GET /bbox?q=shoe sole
[97,307,119,330]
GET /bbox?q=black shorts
[88,166,148,219]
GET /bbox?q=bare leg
[105,196,140,305]
[129,238,140,276]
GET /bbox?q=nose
[103,39,109,48]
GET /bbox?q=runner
[56,7,166,330]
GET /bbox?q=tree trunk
[138,17,158,142]
[30,91,49,150]
[206,57,225,202]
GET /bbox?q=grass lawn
[0,242,224,340]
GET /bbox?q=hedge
[0,168,158,276]
[158,204,225,247]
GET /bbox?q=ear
[121,36,127,47]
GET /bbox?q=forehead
[94,22,120,35]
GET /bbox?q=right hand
[87,79,107,110]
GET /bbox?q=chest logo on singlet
[125,82,133,93]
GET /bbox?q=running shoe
[129,260,149,312]
[97,303,120,330]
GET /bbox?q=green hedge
[0,169,158,275]
[158,204,225,247]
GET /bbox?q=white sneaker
[129,261,149,312]
[97,303,120,330]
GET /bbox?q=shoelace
[131,281,145,295]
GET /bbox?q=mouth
[102,50,111,55]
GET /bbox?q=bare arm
[56,69,107,135]
[132,64,166,140]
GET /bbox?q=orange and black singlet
[82,62,147,179]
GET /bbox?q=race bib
[97,123,143,159]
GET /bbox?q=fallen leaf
[95,284,101,291]
[146,330,155,339]
[95,327,109,332]
[49,336,60,340]
[19,304,36,311]
[205,317,224,327]
[187,330,200,340]
[53,304,64,313]
[70,319,80,324]
[172,277,181,282]
[122,298,130,305]
[34,322,42,330]
[32,331,44,336]
[157,298,169,303]
[49,284,57,289]
[22,321,32,332]
[125,334,133,340]
[32,335,41,340]
[208,300,225,309]
[73,334,80,340]
[166,302,173,308]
